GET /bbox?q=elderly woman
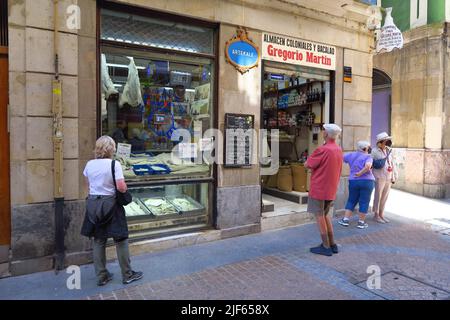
[81,136,143,286]
[371,132,397,223]
[338,141,375,229]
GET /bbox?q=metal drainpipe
[442,23,447,151]
[53,0,65,272]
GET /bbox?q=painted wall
[381,0,446,31]
[371,89,390,147]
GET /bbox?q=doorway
[0,0,11,252]
[371,69,392,146]
[260,61,331,220]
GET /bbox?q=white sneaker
[357,221,368,229]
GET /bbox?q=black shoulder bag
[111,159,132,206]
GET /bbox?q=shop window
[101,9,214,54]
[101,49,214,179]
[126,182,210,233]
[99,7,216,236]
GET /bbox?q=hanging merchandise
[201,66,208,81]
[119,57,144,108]
[146,62,153,77]
[101,54,118,99]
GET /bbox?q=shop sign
[199,137,214,151]
[178,143,198,159]
[225,28,259,74]
[269,73,284,81]
[344,66,352,83]
[376,7,404,53]
[262,32,336,70]
[116,143,131,159]
[224,113,254,168]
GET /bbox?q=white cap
[376,132,392,143]
[323,123,342,139]
[357,140,370,151]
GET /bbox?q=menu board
[224,113,254,168]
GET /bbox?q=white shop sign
[178,143,198,159]
[116,143,131,158]
[199,137,214,151]
[376,7,404,53]
[262,33,336,71]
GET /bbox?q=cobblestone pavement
[1,191,450,300]
[84,222,450,301]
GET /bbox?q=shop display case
[123,181,210,233]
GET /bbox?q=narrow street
[1,190,449,300]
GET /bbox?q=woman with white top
[371,132,398,224]
[81,136,143,286]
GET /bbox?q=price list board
[224,113,254,168]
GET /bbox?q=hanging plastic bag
[119,57,144,108]
[101,53,118,99]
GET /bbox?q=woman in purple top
[338,141,375,229]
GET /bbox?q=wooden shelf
[284,100,324,108]
[265,100,324,112]
[263,91,278,98]
[263,80,323,97]
[268,136,295,142]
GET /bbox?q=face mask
[386,140,392,147]
[367,147,372,154]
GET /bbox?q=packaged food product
[142,198,179,216]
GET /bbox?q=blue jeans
[345,180,375,214]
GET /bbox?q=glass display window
[100,48,214,182]
[124,182,211,234]
[99,5,217,237]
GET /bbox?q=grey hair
[323,123,342,140]
[95,135,116,159]
[357,140,370,151]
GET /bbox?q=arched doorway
[371,69,392,147]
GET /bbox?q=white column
[410,0,428,29]
[446,0,450,21]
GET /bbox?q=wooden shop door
[0,46,10,246]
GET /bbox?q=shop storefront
[5,0,374,276]
[260,33,336,217]
[99,2,218,239]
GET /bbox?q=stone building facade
[374,1,450,198]
[2,0,375,277]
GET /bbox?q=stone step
[261,210,314,232]
[262,199,275,213]
[106,228,222,260]
[263,187,309,204]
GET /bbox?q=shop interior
[261,62,331,216]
